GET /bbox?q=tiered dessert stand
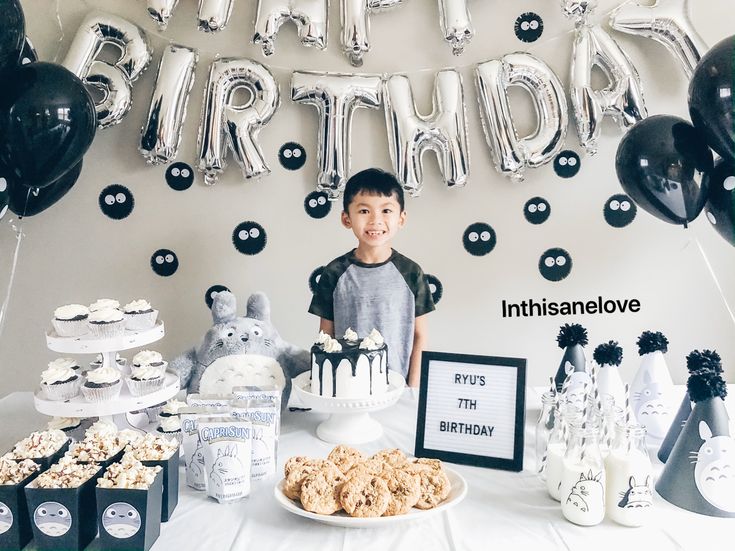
[34,321,179,430]
[291,371,405,444]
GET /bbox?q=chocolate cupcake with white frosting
[88,298,120,312]
[126,365,165,397]
[47,416,85,441]
[81,367,122,402]
[52,304,89,337]
[156,415,182,445]
[132,350,166,371]
[123,299,158,331]
[40,363,82,401]
[87,307,126,339]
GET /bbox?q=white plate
[273,467,467,528]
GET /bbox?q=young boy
[308,168,435,387]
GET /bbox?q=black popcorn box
[141,447,179,522]
[96,469,163,551]
[0,470,42,551]
[24,465,103,551]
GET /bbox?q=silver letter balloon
[147,0,180,28]
[62,12,152,129]
[475,53,568,181]
[140,44,199,165]
[291,71,382,199]
[384,70,470,197]
[197,58,280,185]
[438,0,474,55]
[610,0,707,78]
[252,0,329,56]
[340,0,404,67]
[570,24,647,155]
[198,0,235,32]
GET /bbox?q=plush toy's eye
[283,149,293,158]
[528,204,537,213]
[165,254,174,263]
[544,257,555,267]
[249,228,260,238]
[171,167,180,177]
[252,326,263,337]
[468,231,479,242]
[155,256,164,264]
[116,193,126,203]
[609,200,620,210]
[704,446,713,455]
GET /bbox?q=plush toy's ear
[212,291,238,324]
[246,292,271,322]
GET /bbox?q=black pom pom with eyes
[686,349,723,374]
[687,366,728,402]
[556,323,588,349]
[593,341,623,366]
[636,331,669,355]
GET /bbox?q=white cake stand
[39,321,178,429]
[291,371,405,444]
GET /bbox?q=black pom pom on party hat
[556,323,588,349]
[593,341,623,366]
[636,330,669,355]
[687,361,728,403]
[686,349,723,374]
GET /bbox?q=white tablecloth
[1,388,734,551]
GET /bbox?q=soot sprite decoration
[514,12,543,43]
[425,274,443,304]
[205,284,230,309]
[604,194,637,228]
[165,162,194,191]
[279,142,306,171]
[539,248,572,282]
[554,150,581,178]
[99,184,134,220]
[233,221,267,255]
[463,222,496,256]
[151,249,179,277]
[309,266,325,294]
[304,191,331,219]
[523,197,551,225]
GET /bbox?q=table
[1,388,734,551]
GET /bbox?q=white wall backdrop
[1,0,733,396]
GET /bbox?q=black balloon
[0,0,24,74]
[689,36,735,164]
[615,115,712,227]
[0,62,96,188]
[703,160,735,247]
[7,160,83,217]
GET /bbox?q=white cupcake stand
[291,371,405,444]
[34,321,179,430]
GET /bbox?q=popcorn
[0,456,39,485]
[69,433,124,463]
[125,433,179,462]
[97,454,161,489]
[10,430,68,459]
[34,456,100,489]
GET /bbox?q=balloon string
[49,0,628,75]
[692,236,735,329]
[52,0,66,62]
[0,219,25,345]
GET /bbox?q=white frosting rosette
[89,298,120,312]
[343,327,359,343]
[123,299,158,331]
[132,350,165,369]
[47,417,82,432]
[52,304,89,337]
[87,307,126,339]
[157,416,183,445]
[126,365,165,397]
[48,358,81,371]
[323,336,342,353]
[81,367,122,403]
[40,364,81,401]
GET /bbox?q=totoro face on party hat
[630,331,674,440]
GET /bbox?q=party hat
[554,324,590,408]
[593,340,625,408]
[656,363,734,517]
[658,350,723,463]
[629,331,674,439]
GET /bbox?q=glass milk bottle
[605,423,653,526]
[560,422,606,526]
[546,406,582,501]
[599,396,624,458]
[536,391,557,479]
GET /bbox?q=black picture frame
[414,351,526,472]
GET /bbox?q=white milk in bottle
[605,423,653,526]
[560,422,605,526]
[546,405,582,501]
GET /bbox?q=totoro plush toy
[171,290,309,407]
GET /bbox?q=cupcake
[89,298,120,312]
[81,367,122,402]
[47,416,85,441]
[123,299,158,331]
[52,304,89,337]
[40,362,82,401]
[48,357,81,372]
[89,352,127,370]
[87,307,126,339]
[145,401,167,423]
[157,416,182,445]
[132,349,167,371]
[158,399,186,419]
[126,365,165,397]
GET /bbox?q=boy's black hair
[342,168,405,213]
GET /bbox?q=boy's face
[342,191,406,250]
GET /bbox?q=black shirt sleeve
[308,253,351,321]
[392,252,436,317]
